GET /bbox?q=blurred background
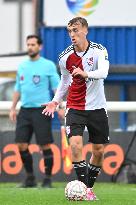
[0,0,136,183]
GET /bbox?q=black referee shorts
[15,107,54,145]
[66,108,109,144]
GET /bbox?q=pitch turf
[0,182,136,205]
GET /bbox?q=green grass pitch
[0,182,136,205]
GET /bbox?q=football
[65,180,87,201]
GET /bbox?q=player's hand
[9,108,17,122]
[42,101,58,118]
[72,66,88,78]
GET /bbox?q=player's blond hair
[68,17,88,28]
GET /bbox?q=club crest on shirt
[33,75,40,84]
[86,57,94,66]
[20,75,24,81]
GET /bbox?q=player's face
[67,22,88,47]
[26,38,42,58]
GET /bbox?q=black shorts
[15,107,54,145]
[66,108,109,144]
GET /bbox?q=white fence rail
[0,101,136,115]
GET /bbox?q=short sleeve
[14,70,20,92]
[49,62,60,90]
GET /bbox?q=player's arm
[86,48,109,79]
[49,62,60,95]
[42,74,71,118]
[42,59,71,118]
[72,48,109,80]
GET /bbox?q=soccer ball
[65,180,87,201]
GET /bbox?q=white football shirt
[53,41,109,110]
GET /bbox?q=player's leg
[85,143,105,200]
[15,108,36,187]
[32,108,54,188]
[69,135,88,186]
[66,109,88,186]
[87,108,109,188]
[86,108,109,200]
[88,144,104,188]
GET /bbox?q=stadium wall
[40,27,136,65]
